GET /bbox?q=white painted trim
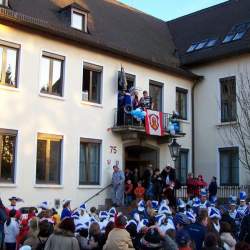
[82,60,104,105]
[39,93,65,101]
[34,184,63,189]
[81,101,103,108]
[71,8,88,32]
[33,132,65,187]
[38,48,67,99]
[0,84,20,92]
[0,184,17,188]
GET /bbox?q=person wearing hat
[140,227,163,250]
[7,196,22,219]
[111,165,125,207]
[228,196,237,220]
[200,189,210,209]
[61,199,72,220]
[239,205,250,244]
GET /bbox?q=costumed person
[228,196,237,220]
[61,199,72,220]
[208,207,221,233]
[208,176,218,202]
[6,196,22,219]
[239,206,250,244]
[200,189,210,208]
[111,165,125,207]
[161,165,176,207]
[235,191,248,232]
[197,175,207,194]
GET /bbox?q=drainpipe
[191,77,203,176]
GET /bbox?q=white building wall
[0,24,193,209]
[192,55,250,185]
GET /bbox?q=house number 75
[110,146,117,154]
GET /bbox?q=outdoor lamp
[168,138,181,161]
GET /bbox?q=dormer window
[0,0,8,7]
[71,9,87,32]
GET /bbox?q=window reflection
[72,12,84,30]
[0,45,18,87]
[40,54,64,96]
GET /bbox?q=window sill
[81,101,103,108]
[0,183,17,188]
[216,121,238,127]
[77,185,103,189]
[0,85,20,93]
[39,93,65,101]
[34,184,63,189]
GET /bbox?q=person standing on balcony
[112,165,125,207]
[208,176,218,202]
[139,90,153,110]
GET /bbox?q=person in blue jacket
[186,209,208,250]
[61,199,72,220]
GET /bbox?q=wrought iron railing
[176,185,250,200]
[113,108,183,134]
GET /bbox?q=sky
[119,0,228,21]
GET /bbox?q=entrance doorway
[124,145,159,179]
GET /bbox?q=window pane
[176,150,188,185]
[82,68,90,101]
[150,83,162,111]
[0,134,16,183]
[40,57,50,93]
[79,142,100,185]
[49,141,61,184]
[5,48,17,86]
[36,137,62,184]
[231,151,239,185]
[220,152,230,185]
[91,71,101,103]
[36,140,47,183]
[89,143,100,184]
[51,59,63,96]
[176,90,187,120]
[72,12,83,30]
[220,78,236,122]
[79,142,87,185]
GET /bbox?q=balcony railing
[112,108,184,136]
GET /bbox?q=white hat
[38,201,49,210]
[62,199,71,206]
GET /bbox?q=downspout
[191,77,203,176]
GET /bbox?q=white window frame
[71,8,88,32]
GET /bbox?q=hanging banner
[145,110,164,136]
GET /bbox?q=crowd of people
[115,165,216,209]
[0,166,248,250]
[0,186,249,250]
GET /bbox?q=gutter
[0,7,201,81]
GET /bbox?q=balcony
[112,108,185,144]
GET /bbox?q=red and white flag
[145,110,164,136]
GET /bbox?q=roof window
[222,22,250,44]
[71,9,87,32]
[186,38,217,53]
